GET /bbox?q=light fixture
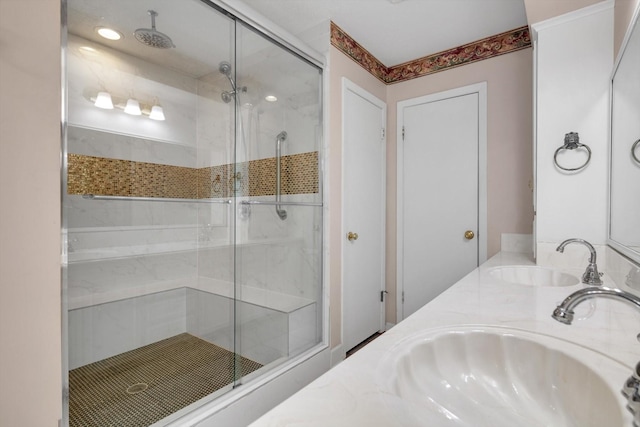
[149,105,165,121]
[94,91,114,109]
[95,27,123,41]
[124,98,142,115]
[265,95,278,102]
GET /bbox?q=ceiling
[68,0,528,76]
[66,0,528,106]
[239,0,529,66]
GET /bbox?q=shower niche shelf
[67,223,304,263]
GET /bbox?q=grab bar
[82,194,232,204]
[240,200,322,207]
[275,131,288,220]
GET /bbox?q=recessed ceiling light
[95,27,123,41]
[265,95,278,102]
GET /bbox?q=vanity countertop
[250,251,640,426]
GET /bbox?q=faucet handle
[627,389,640,415]
[583,264,604,286]
[623,375,640,398]
[624,362,640,417]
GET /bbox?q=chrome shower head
[134,10,175,49]
[218,61,248,103]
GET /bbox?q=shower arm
[276,131,288,220]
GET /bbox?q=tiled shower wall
[66,33,321,368]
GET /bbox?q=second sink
[487,265,579,287]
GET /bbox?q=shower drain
[126,383,149,395]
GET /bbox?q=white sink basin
[487,265,579,287]
[378,326,631,427]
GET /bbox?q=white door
[342,78,386,352]
[397,83,487,321]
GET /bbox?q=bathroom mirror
[609,6,640,263]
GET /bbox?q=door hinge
[380,290,389,302]
[402,126,405,141]
[381,128,385,139]
[402,291,405,303]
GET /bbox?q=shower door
[231,22,324,377]
[62,0,323,426]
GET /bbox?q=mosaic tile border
[68,152,319,199]
[330,21,531,84]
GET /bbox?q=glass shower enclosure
[62,1,323,425]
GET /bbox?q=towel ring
[554,132,591,172]
[633,139,640,165]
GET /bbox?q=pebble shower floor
[68,333,263,426]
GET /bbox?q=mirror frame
[608,0,640,264]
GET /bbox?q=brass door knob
[347,232,359,241]
[464,230,475,240]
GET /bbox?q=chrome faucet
[552,286,640,426]
[556,238,603,286]
[552,286,640,324]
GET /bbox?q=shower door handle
[275,131,288,220]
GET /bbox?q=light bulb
[94,91,113,109]
[124,98,141,115]
[149,105,165,121]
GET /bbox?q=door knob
[347,232,359,241]
[464,230,475,240]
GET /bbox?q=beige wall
[385,49,534,323]
[329,46,533,331]
[615,0,640,56]
[328,47,386,348]
[524,0,604,24]
[0,0,62,425]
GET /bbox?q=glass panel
[63,0,323,425]
[232,22,323,383]
[64,0,239,425]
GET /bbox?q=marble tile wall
[67,35,199,145]
[185,288,317,365]
[67,250,198,310]
[66,29,322,371]
[68,289,187,369]
[69,283,317,368]
[288,304,318,356]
